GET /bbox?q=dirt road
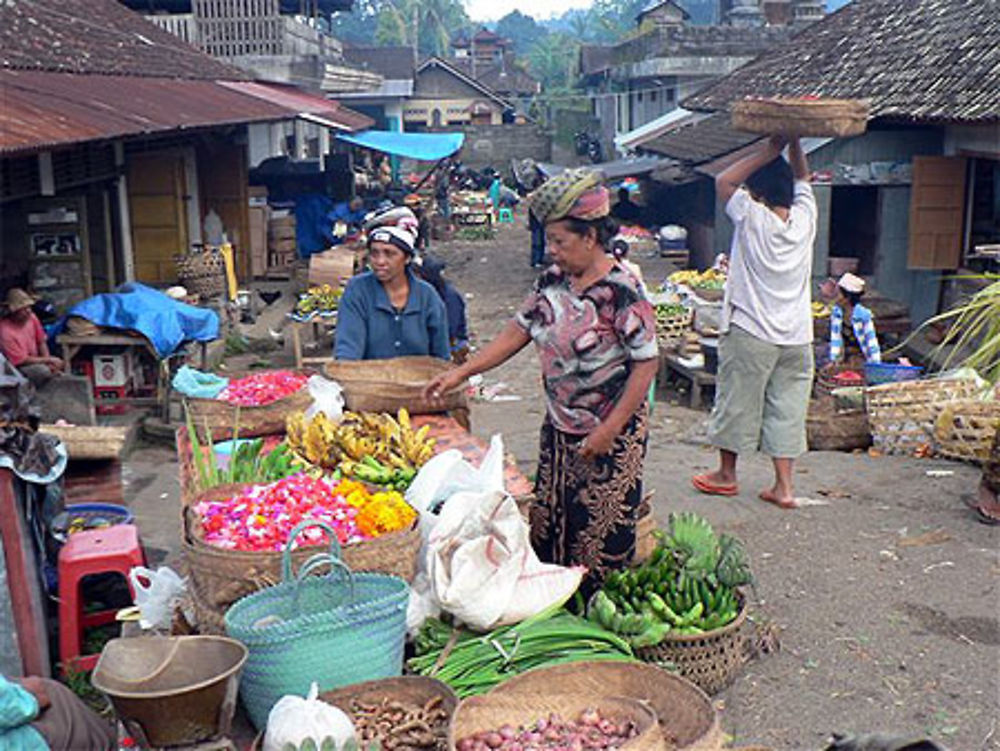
[433,219,999,750]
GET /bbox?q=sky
[464,0,593,22]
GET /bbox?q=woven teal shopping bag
[224,520,410,729]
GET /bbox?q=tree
[495,10,547,54]
[335,0,469,56]
[527,32,580,91]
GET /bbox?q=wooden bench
[659,352,716,409]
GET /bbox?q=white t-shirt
[720,181,816,346]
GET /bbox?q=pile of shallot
[457,709,639,751]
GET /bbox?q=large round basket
[634,592,748,696]
[185,377,313,442]
[488,661,722,751]
[324,356,467,415]
[449,693,664,751]
[249,676,457,751]
[730,97,870,137]
[181,500,420,635]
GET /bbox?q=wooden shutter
[128,151,189,283]
[907,155,968,270]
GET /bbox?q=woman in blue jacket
[334,220,449,361]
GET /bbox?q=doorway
[829,186,879,275]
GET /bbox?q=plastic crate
[864,361,924,386]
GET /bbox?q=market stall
[72,358,759,749]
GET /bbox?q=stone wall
[430,123,552,170]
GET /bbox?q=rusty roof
[0,0,247,80]
[216,81,373,131]
[683,0,1000,124]
[0,70,372,155]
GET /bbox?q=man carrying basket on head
[691,135,817,509]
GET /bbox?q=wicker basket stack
[934,400,1000,464]
[175,249,226,298]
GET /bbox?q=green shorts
[707,325,814,458]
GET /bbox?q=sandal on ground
[962,483,1000,526]
[691,474,739,496]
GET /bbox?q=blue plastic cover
[336,130,465,161]
[55,283,220,357]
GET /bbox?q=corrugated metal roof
[638,113,760,164]
[0,70,372,155]
[683,0,1000,124]
[215,81,372,131]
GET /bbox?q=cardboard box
[248,185,268,208]
[308,246,356,288]
[268,237,296,254]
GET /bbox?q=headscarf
[363,205,419,236]
[369,225,416,256]
[527,168,610,224]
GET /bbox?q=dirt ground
[127,216,998,750]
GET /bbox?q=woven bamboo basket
[634,591,747,696]
[449,694,664,751]
[865,377,982,456]
[181,500,420,635]
[185,377,313,442]
[324,356,468,415]
[730,97,870,137]
[635,511,658,563]
[175,250,226,298]
[488,661,722,751]
[657,309,694,343]
[806,401,870,452]
[40,424,130,460]
[934,399,1000,464]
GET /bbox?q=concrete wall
[430,123,551,170]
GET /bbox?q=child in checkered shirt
[829,272,881,364]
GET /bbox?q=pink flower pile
[218,370,309,406]
[194,473,363,552]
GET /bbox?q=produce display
[616,225,653,239]
[218,440,301,485]
[349,695,449,750]
[409,610,634,698]
[668,268,726,291]
[218,370,309,406]
[456,709,640,751]
[193,474,414,551]
[287,408,436,490]
[293,284,342,321]
[587,513,751,647]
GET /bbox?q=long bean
[408,610,635,697]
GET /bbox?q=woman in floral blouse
[424,168,659,593]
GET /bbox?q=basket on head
[449,693,664,751]
[730,97,870,137]
[488,661,722,751]
[634,591,748,696]
[223,520,410,729]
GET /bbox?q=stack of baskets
[865,376,982,456]
[934,398,1000,464]
[656,307,694,352]
[175,249,227,298]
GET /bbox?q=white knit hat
[837,272,865,294]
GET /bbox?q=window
[650,90,657,102]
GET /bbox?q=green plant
[919,274,1000,387]
[61,659,111,716]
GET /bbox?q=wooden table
[289,315,337,369]
[659,352,716,409]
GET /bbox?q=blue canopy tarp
[54,283,219,357]
[336,130,464,161]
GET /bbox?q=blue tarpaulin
[336,130,464,161]
[54,283,219,357]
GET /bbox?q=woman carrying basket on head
[423,168,659,595]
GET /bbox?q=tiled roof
[342,46,416,81]
[0,0,247,80]
[638,113,760,164]
[450,57,539,96]
[683,0,1000,123]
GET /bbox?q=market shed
[637,0,1000,323]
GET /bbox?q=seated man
[1,674,115,750]
[612,187,641,225]
[0,289,63,387]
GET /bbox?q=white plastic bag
[426,490,584,631]
[304,375,344,420]
[128,566,187,630]
[263,682,355,751]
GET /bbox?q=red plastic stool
[58,524,145,673]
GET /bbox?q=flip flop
[758,491,798,510]
[691,474,739,496]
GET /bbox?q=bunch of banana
[285,408,436,489]
[811,301,831,319]
[668,268,727,287]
